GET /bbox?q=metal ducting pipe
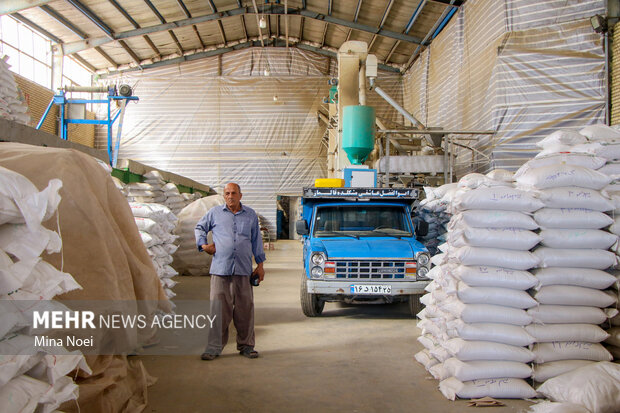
[64,85,109,93]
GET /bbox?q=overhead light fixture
[259,16,267,29]
[264,67,270,76]
[273,95,278,101]
[590,14,607,33]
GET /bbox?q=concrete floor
[139,240,534,413]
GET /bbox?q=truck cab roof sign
[303,187,418,199]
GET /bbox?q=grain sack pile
[172,195,225,276]
[417,183,458,255]
[417,174,543,400]
[0,56,31,126]
[514,127,618,386]
[129,203,180,302]
[0,165,91,412]
[0,142,170,413]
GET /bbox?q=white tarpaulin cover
[403,0,606,177]
[98,48,403,236]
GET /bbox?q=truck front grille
[334,261,408,280]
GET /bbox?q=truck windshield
[313,205,411,238]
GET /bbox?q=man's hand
[252,262,265,283]
[201,243,216,255]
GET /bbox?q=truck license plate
[350,284,392,294]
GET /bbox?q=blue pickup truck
[295,187,431,317]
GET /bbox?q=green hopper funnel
[342,105,376,165]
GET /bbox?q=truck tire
[408,294,423,318]
[300,273,324,317]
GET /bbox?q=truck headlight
[311,252,326,266]
[311,266,324,278]
[416,252,430,267]
[417,267,429,280]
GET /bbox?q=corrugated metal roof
[2,0,463,74]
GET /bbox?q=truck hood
[321,239,414,260]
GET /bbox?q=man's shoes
[239,348,259,359]
[201,352,219,361]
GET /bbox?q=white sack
[533,268,617,289]
[442,358,531,381]
[452,187,544,212]
[442,299,533,325]
[450,246,539,270]
[451,265,538,290]
[525,323,609,343]
[528,401,590,413]
[486,169,514,182]
[598,161,620,176]
[534,208,613,229]
[534,285,616,307]
[537,130,588,148]
[457,173,507,189]
[0,224,62,261]
[528,305,617,324]
[0,166,62,229]
[540,229,617,249]
[0,375,50,413]
[537,361,620,413]
[449,226,541,251]
[516,164,610,190]
[580,124,620,141]
[532,342,612,363]
[531,360,596,383]
[456,283,537,309]
[515,153,607,179]
[533,247,616,270]
[414,349,439,370]
[443,338,535,362]
[450,210,538,230]
[537,187,614,211]
[608,215,620,235]
[446,320,535,346]
[439,377,536,401]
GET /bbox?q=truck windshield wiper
[370,229,409,239]
[318,230,360,240]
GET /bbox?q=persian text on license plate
[350,284,392,294]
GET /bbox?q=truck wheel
[300,273,324,317]
[408,294,423,318]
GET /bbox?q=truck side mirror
[296,219,309,235]
[415,219,429,237]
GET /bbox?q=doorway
[276,195,301,240]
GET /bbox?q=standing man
[195,182,266,360]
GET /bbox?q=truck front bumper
[306,279,428,295]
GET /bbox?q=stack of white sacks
[0,166,91,412]
[416,124,620,401]
[129,203,179,301]
[0,56,31,126]
[514,127,618,386]
[161,183,186,215]
[417,172,543,400]
[417,183,458,255]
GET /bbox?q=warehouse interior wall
[13,74,96,147]
[403,0,607,178]
[96,47,404,237]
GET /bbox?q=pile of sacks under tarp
[0,165,91,412]
[0,55,31,126]
[417,184,458,255]
[415,124,620,410]
[129,203,180,301]
[172,195,225,276]
[0,142,170,413]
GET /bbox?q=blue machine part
[35,86,138,166]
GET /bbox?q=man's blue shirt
[195,203,266,276]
